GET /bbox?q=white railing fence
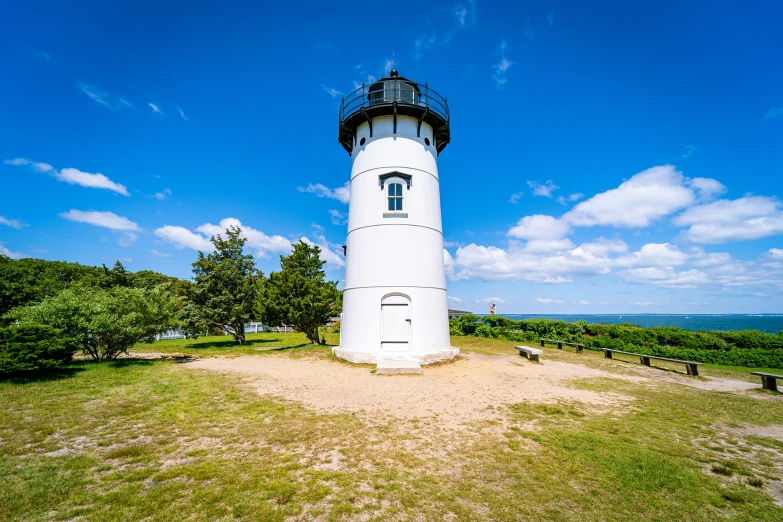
[155,322,294,340]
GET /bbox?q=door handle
[405,319,412,323]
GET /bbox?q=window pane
[395,183,402,196]
[387,184,394,196]
[396,198,403,211]
[388,198,395,211]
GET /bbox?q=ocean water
[493,314,783,334]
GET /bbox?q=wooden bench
[516,345,543,362]
[751,372,783,392]
[540,339,584,354]
[602,348,700,376]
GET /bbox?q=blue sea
[493,315,783,334]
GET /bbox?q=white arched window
[387,182,403,211]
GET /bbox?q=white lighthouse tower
[333,70,458,366]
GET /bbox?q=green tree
[186,226,263,344]
[0,324,78,374]
[256,240,342,344]
[7,284,179,361]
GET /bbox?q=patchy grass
[2,336,783,520]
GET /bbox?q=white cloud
[563,165,706,228]
[557,193,583,205]
[682,145,698,158]
[535,298,563,304]
[151,249,171,258]
[690,177,727,202]
[492,40,514,89]
[477,297,509,304]
[178,106,189,121]
[631,302,659,307]
[154,189,172,201]
[297,182,350,204]
[0,216,24,229]
[60,210,139,231]
[453,0,476,27]
[447,296,465,303]
[79,84,133,110]
[527,180,559,197]
[329,209,347,225]
[619,267,711,289]
[674,196,783,244]
[769,248,783,260]
[154,225,214,251]
[508,214,570,240]
[578,300,589,305]
[148,103,164,116]
[765,107,783,119]
[56,168,129,195]
[320,85,342,98]
[155,218,344,269]
[614,243,690,268]
[508,191,524,204]
[443,240,464,248]
[0,243,23,259]
[5,158,129,195]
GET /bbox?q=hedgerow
[449,314,783,369]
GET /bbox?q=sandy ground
[185,353,637,429]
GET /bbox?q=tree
[100,260,132,288]
[256,240,342,344]
[185,226,262,344]
[7,284,179,361]
[0,324,78,374]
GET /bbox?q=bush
[0,324,77,374]
[451,315,783,369]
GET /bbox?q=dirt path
[185,353,634,430]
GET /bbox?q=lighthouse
[333,70,459,367]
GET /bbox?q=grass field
[2,333,783,521]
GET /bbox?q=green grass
[1,335,783,520]
[131,330,338,358]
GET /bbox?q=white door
[381,295,411,352]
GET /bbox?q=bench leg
[640,356,651,366]
[577,344,583,354]
[557,342,563,350]
[540,340,545,347]
[762,376,779,392]
[604,350,612,359]
[531,354,539,363]
[686,364,699,377]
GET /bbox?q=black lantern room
[338,70,450,155]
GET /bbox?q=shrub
[0,324,77,374]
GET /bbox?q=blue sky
[2,1,783,314]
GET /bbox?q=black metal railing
[338,80,449,126]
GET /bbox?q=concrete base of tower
[332,346,459,365]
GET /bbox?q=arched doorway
[381,294,411,353]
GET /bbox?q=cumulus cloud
[297,182,350,204]
[674,196,783,244]
[492,40,514,89]
[557,193,583,205]
[563,165,700,228]
[477,297,509,304]
[0,216,24,229]
[618,267,711,289]
[535,298,563,304]
[79,84,133,110]
[690,177,727,202]
[5,158,129,195]
[508,214,570,240]
[447,296,465,303]
[155,218,344,268]
[769,248,783,260]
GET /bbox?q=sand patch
[184,353,633,430]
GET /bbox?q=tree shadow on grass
[184,337,288,350]
[0,366,85,384]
